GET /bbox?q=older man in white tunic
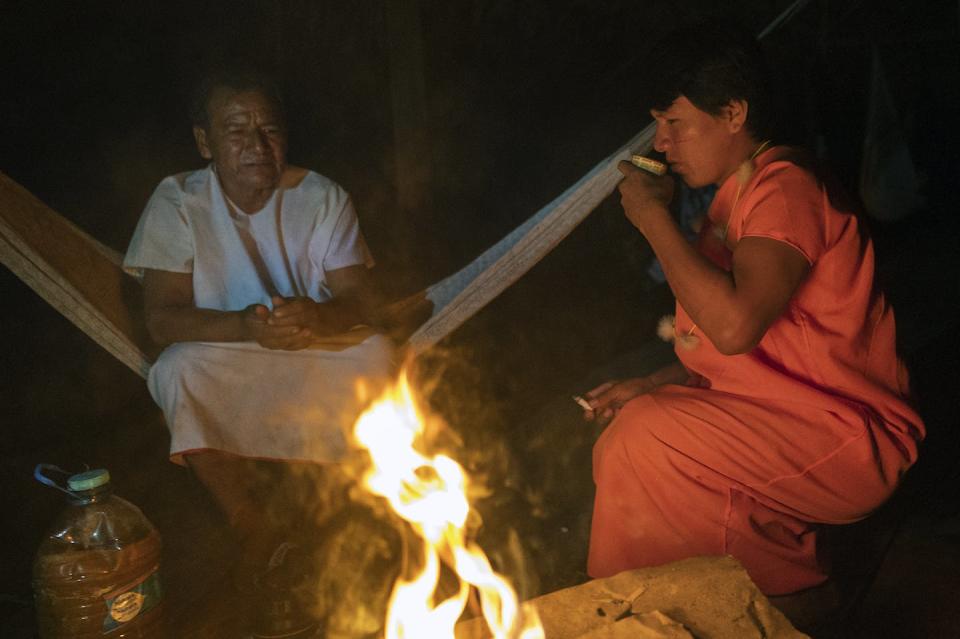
[123,72,395,577]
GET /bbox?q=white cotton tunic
[124,165,394,464]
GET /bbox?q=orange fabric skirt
[587,384,913,595]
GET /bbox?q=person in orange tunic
[580,22,924,596]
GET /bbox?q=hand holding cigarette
[580,377,661,423]
[618,155,674,232]
[572,395,593,412]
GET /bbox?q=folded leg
[588,386,909,594]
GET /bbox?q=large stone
[456,555,808,639]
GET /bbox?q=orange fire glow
[352,371,544,639]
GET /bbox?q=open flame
[352,371,544,639]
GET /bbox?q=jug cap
[67,468,111,491]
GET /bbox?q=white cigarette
[572,395,593,411]
[630,155,667,176]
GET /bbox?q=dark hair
[648,20,776,141]
[189,67,285,129]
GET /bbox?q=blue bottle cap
[67,469,111,492]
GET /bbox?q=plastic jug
[32,465,164,638]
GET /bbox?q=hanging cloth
[859,46,924,221]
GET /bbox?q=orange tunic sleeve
[734,161,827,265]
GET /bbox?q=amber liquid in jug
[33,467,163,638]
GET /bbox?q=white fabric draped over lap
[149,336,394,464]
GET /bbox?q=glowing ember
[353,371,544,639]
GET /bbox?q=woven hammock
[0,1,809,378]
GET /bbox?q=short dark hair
[648,20,776,141]
[189,67,285,129]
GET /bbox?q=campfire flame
[353,371,544,639]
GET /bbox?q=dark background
[2,1,959,635]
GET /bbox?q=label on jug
[102,567,163,632]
